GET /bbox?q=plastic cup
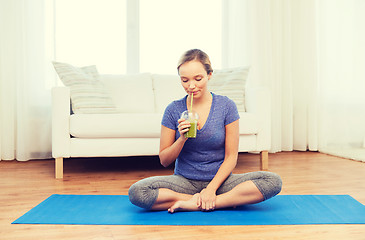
[180,110,199,138]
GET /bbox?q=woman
[128,49,282,213]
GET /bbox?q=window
[55,0,126,74]
[54,0,221,74]
[139,0,222,74]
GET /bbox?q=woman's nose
[189,81,196,89]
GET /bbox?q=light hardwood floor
[1,152,364,240]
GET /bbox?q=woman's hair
[177,49,213,75]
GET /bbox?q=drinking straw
[190,93,193,112]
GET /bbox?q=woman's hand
[198,188,217,211]
[177,118,191,140]
[159,118,193,168]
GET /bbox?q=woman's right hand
[177,118,191,140]
[159,118,191,167]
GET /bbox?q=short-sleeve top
[161,93,240,181]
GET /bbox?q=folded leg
[128,175,199,210]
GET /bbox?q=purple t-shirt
[161,93,240,181]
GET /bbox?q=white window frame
[126,0,139,74]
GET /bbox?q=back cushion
[99,73,155,113]
[152,74,187,113]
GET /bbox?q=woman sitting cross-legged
[128,49,282,213]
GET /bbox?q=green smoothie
[185,119,198,138]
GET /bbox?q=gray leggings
[128,171,282,209]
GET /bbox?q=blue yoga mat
[12,194,365,225]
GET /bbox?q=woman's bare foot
[168,193,200,213]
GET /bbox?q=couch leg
[55,157,63,179]
[260,151,269,171]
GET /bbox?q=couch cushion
[152,74,187,113]
[52,61,117,114]
[70,113,162,138]
[209,67,249,112]
[238,112,259,134]
[99,73,155,113]
[70,112,258,138]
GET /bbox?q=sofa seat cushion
[238,112,259,135]
[70,112,258,138]
[70,113,162,138]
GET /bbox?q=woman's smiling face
[178,60,212,99]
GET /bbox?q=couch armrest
[245,87,271,151]
[52,86,71,158]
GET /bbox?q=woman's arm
[199,119,239,210]
[159,119,191,167]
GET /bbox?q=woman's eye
[196,78,202,81]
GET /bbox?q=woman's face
[178,60,211,99]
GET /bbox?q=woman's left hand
[198,188,217,211]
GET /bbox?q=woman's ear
[207,72,212,80]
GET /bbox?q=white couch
[52,70,271,179]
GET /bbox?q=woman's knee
[128,179,158,209]
[254,171,282,200]
[267,172,282,195]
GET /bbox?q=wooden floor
[1,152,365,240]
